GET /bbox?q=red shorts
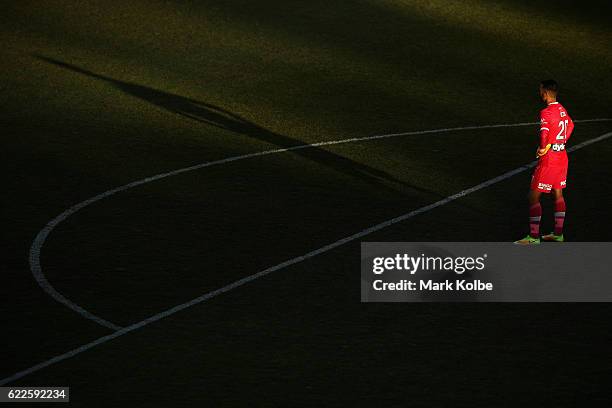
[531,165,567,193]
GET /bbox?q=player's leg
[542,166,567,242]
[552,189,566,236]
[515,165,553,244]
[515,188,543,244]
[528,189,543,238]
[542,190,566,242]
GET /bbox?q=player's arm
[536,110,552,157]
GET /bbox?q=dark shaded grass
[1,0,612,405]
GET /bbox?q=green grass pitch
[2,0,612,406]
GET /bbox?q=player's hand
[536,144,551,158]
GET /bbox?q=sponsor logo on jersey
[538,182,553,191]
[552,143,566,151]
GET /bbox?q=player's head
[539,79,558,102]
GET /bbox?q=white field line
[28,118,612,330]
[5,121,608,385]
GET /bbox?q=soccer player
[515,80,574,244]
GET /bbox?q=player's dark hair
[540,79,558,93]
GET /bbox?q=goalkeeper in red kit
[515,80,574,244]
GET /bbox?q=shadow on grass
[35,54,444,197]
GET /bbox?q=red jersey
[538,102,574,167]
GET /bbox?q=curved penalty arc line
[29,118,612,331]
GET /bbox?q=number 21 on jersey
[557,119,568,140]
